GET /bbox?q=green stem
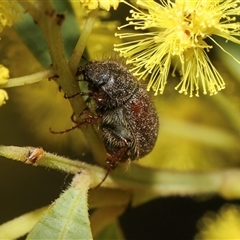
[68,9,98,74]
[161,117,239,149]
[0,206,48,240]
[18,1,106,166]
[1,68,54,88]
[1,145,240,199]
[111,164,240,199]
[0,145,107,187]
[209,93,240,135]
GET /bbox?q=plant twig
[68,9,98,74]
[2,68,54,88]
[17,0,106,166]
[209,93,240,135]
[1,145,240,199]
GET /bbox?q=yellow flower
[196,204,240,239]
[0,89,8,106]
[0,1,23,32]
[0,64,9,106]
[0,64,9,85]
[114,0,240,97]
[80,0,120,11]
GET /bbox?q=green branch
[68,9,98,74]
[17,0,106,166]
[2,68,54,88]
[1,145,240,199]
[209,93,240,135]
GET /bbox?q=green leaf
[27,172,93,239]
[95,221,125,240]
[90,206,125,238]
[13,12,51,68]
[0,207,48,239]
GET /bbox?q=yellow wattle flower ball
[114,0,240,97]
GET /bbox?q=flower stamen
[114,0,240,96]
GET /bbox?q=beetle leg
[50,108,101,134]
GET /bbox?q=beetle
[52,59,159,185]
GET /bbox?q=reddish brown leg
[94,144,128,189]
[93,165,112,189]
[106,145,128,169]
[48,74,59,81]
[64,91,90,99]
[50,108,102,134]
[49,124,80,134]
[64,92,80,99]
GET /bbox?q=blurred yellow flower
[196,204,240,239]
[0,64,9,106]
[80,0,120,11]
[114,0,240,97]
[0,64,9,85]
[0,89,8,106]
[0,1,33,105]
[0,1,23,32]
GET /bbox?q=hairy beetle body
[80,60,159,168]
